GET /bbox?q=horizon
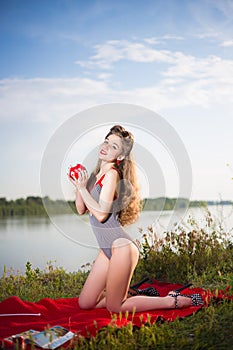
[1,194,232,204]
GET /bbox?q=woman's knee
[78,294,95,310]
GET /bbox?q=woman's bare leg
[98,292,191,312]
[104,238,139,312]
[119,293,191,312]
[81,241,192,312]
[78,250,109,309]
[100,239,191,313]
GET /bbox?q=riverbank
[1,195,230,217]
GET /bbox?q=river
[0,205,232,276]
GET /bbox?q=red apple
[69,164,86,180]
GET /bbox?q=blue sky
[1,0,233,201]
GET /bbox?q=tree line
[141,197,207,211]
[0,196,76,217]
[0,196,210,218]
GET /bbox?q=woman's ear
[116,155,124,165]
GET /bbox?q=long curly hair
[87,125,141,226]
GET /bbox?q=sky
[0,0,233,202]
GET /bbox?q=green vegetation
[0,261,89,302]
[0,196,76,217]
[0,195,224,218]
[1,211,232,349]
[142,197,208,211]
[135,210,233,289]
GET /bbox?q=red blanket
[0,280,230,348]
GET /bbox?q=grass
[74,301,233,349]
[0,209,233,349]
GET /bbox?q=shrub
[134,210,233,289]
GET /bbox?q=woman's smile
[100,148,107,155]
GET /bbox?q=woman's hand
[77,168,89,192]
[68,168,88,215]
[68,168,88,192]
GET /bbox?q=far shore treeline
[0,196,232,218]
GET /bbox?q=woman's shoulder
[96,167,120,188]
[105,167,121,179]
[101,167,121,184]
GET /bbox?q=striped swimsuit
[89,170,137,259]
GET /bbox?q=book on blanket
[4,325,74,349]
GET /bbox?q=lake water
[0,205,232,276]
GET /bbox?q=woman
[69,125,203,313]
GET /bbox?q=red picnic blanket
[0,280,230,348]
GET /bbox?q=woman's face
[99,134,123,162]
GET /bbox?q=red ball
[69,164,86,180]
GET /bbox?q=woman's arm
[79,169,118,222]
[75,190,87,215]
[68,171,87,215]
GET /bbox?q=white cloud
[221,40,233,47]
[74,39,233,106]
[76,40,127,69]
[76,39,175,69]
[193,32,221,39]
[97,73,112,80]
[0,77,112,123]
[124,43,173,63]
[162,34,184,41]
[144,35,184,45]
[144,37,161,45]
[163,53,233,105]
[164,53,233,80]
[76,39,233,88]
[1,39,233,124]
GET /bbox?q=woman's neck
[99,161,115,175]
